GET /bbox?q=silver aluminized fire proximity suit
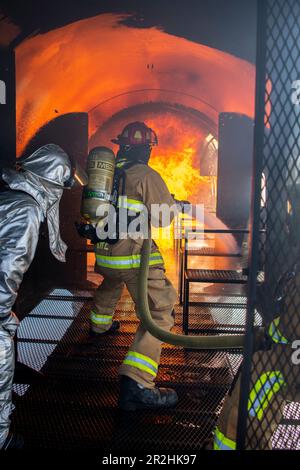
[91,162,178,389]
[0,144,73,448]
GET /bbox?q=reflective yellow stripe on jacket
[96,252,163,269]
[248,371,286,420]
[213,427,236,450]
[118,197,145,213]
[268,317,288,344]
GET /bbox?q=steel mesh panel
[186,269,248,283]
[12,289,243,450]
[242,0,300,450]
[17,342,57,371]
[13,384,30,397]
[12,384,222,451]
[283,401,300,420]
[49,288,84,297]
[18,317,74,341]
[28,298,85,317]
[185,304,262,332]
[188,293,247,303]
[272,424,300,450]
[184,247,240,257]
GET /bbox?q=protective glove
[174,199,192,214]
[1,312,19,338]
[0,168,8,190]
[75,222,100,244]
[253,326,273,352]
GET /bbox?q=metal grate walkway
[11,287,243,451]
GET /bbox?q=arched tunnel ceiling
[1,0,256,62]
[90,101,217,149]
[16,13,255,156]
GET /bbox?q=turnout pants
[91,265,177,388]
[214,344,300,450]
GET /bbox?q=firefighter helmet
[111,122,158,147]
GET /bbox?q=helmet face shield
[64,160,88,188]
[117,144,152,164]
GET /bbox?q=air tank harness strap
[106,159,146,245]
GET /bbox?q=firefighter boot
[90,320,120,337]
[118,376,178,411]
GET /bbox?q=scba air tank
[81,146,115,223]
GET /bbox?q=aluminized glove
[1,312,19,338]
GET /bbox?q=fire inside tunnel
[1,0,300,456]
[15,13,255,264]
[3,6,257,452]
[16,15,255,199]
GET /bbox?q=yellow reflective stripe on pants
[213,427,236,450]
[96,252,163,269]
[248,371,286,420]
[268,317,288,344]
[90,310,113,325]
[123,351,158,377]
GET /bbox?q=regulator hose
[138,236,245,349]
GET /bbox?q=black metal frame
[236,0,300,450]
[182,229,249,335]
[178,229,241,305]
[236,0,268,450]
[0,47,16,167]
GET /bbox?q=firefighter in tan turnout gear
[79,122,183,411]
[213,183,300,450]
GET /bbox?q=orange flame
[151,147,212,200]
[140,115,212,251]
[146,115,211,203]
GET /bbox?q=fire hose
[137,235,245,349]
